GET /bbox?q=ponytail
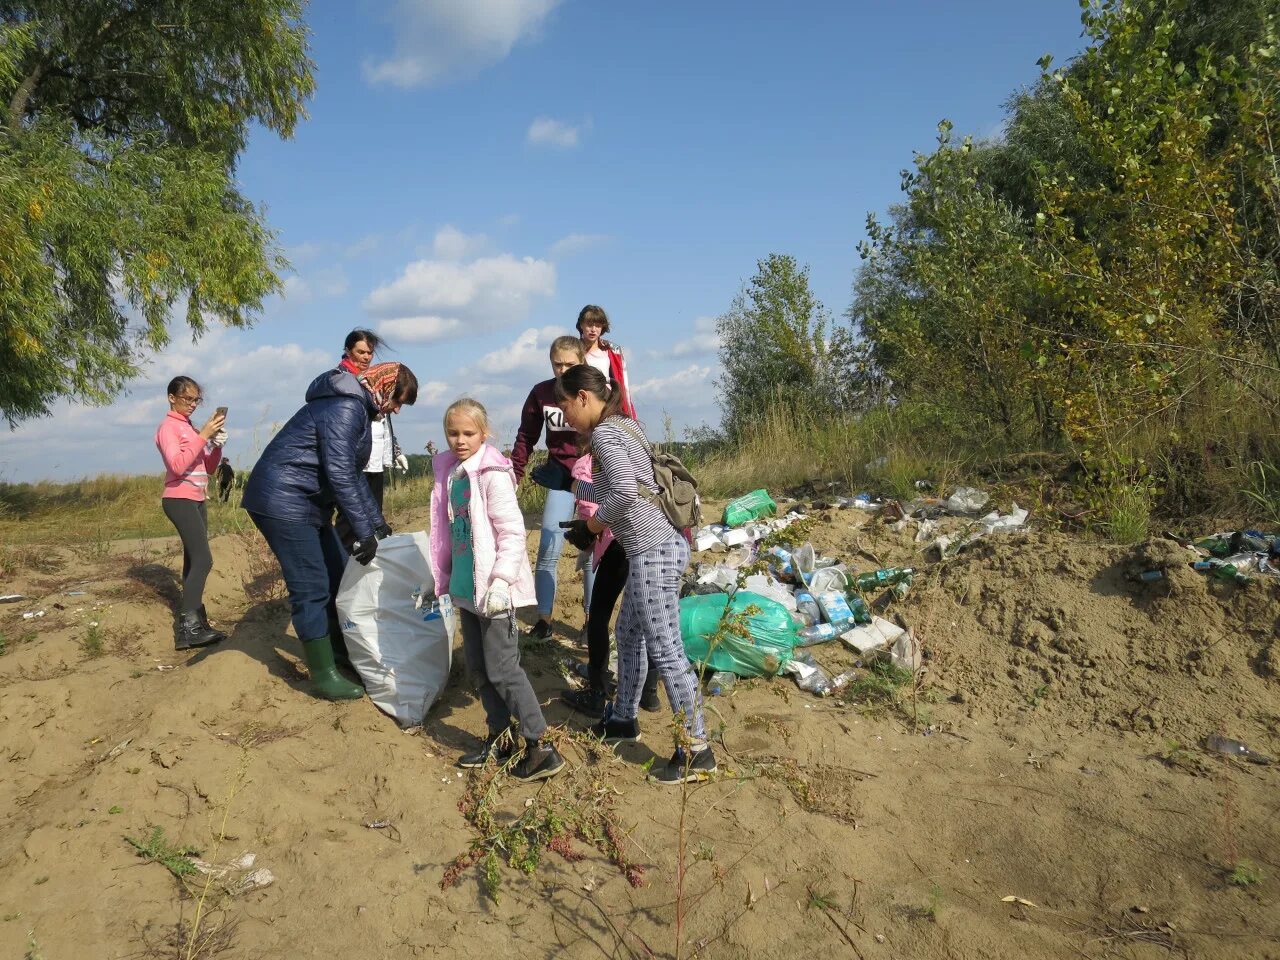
[554,364,629,422]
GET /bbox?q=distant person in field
[334,332,407,550]
[155,376,228,651]
[510,335,595,643]
[426,398,564,782]
[242,362,418,700]
[216,459,235,503]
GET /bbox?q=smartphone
[215,406,228,419]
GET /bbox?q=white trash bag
[336,531,454,727]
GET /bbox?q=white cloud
[666,315,721,358]
[526,115,582,149]
[365,0,563,88]
[281,268,349,305]
[365,252,556,343]
[416,380,451,405]
[549,232,610,259]
[630,363,714,401]
[466,325,566,377]
[432,224,489,260]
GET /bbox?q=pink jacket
[429,443,536,611]
[155,411,221,500]
[572,454,614,570]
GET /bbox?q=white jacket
[363,417,394,473]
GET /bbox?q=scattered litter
[706,671,736,696]
[840,617,907,655]
[0,594,26,603]
[1001,896,1038,908]
[155,664,176,671]
[723,489,778,527]
[97,738,133,764]
[363,819,402,842]
[64,591,88,597]
[784,652,833,696]
[22,609,45,619]
[1204,733,1272,765]
[229,867,275,896]
[192,852,257,878]
[943,486,990,515]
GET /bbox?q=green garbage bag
[722,488,777,527]
[680,591,799,677]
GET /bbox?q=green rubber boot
[300,636,364,701]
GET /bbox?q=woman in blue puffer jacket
[243,362,418,699]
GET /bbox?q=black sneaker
[457,733,516,769]
[592,709,640,744]
[527,619,553,641]
[562,686,607,717]
[649,746,717,785]
[511,740,566,782]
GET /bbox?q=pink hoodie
[155,411,221,500]
[429,443,536,611]
[572,454,614,570]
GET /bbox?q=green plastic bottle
[722,489,778,527]
[851,567,915,591]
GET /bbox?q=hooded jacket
[429,443,536,612]
[242,369,385,538]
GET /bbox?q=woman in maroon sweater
[510,336,591,640]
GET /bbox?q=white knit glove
[211,429,229,448]
[482,579,511,617]
[394,453,409,473]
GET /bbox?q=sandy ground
[1,499,1278,959]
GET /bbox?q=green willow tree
[715,253,852,440]
[0,2,314,424]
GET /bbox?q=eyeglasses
[176,394,203,407]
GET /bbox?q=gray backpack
[615,418,702,531]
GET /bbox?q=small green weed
[924,883,944,920]
[1100,481,1151,545]
[806,888,838,911]
[125,826,201,880]
[80,624,104,659]
[1242,460,1280,527]
[25,932,44,960]
[32,876,47,886]
[108,805,123,815]
[1227,861,1263,887]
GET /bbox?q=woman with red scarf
[335,332,407,550]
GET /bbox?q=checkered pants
[613,533,705,742]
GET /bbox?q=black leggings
[162,498,212,614]
[587,542,656,692]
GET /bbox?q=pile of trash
[678,488,930,697]
[1180,529,1280,584]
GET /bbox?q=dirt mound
[906,530,1280,741]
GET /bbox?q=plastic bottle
[797,621,857,645]
[852,567,915,591]
[707,671,736,696]
[794,591,822,627]
[1192,560,1250,585]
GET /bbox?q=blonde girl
[427,399,564,781]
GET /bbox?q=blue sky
[0,0,1089,482]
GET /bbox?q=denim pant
[535,488,596,618]
[249,512,347,642]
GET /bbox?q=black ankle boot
[593,706,640,744]
[511,738,565,782]
[196,605,228,643]
[175,611,222,651]
[562,685,607,717]
[458,732,516,769]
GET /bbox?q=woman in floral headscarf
[336,360,408,551]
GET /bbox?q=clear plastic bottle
[794,591,822,626]
[707,671,736,696]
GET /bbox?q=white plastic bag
[336,532,454,727]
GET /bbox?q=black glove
[351,536,378,566]
[559,519,596,551]
[531,461,573,492]
[374,521,393,540]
